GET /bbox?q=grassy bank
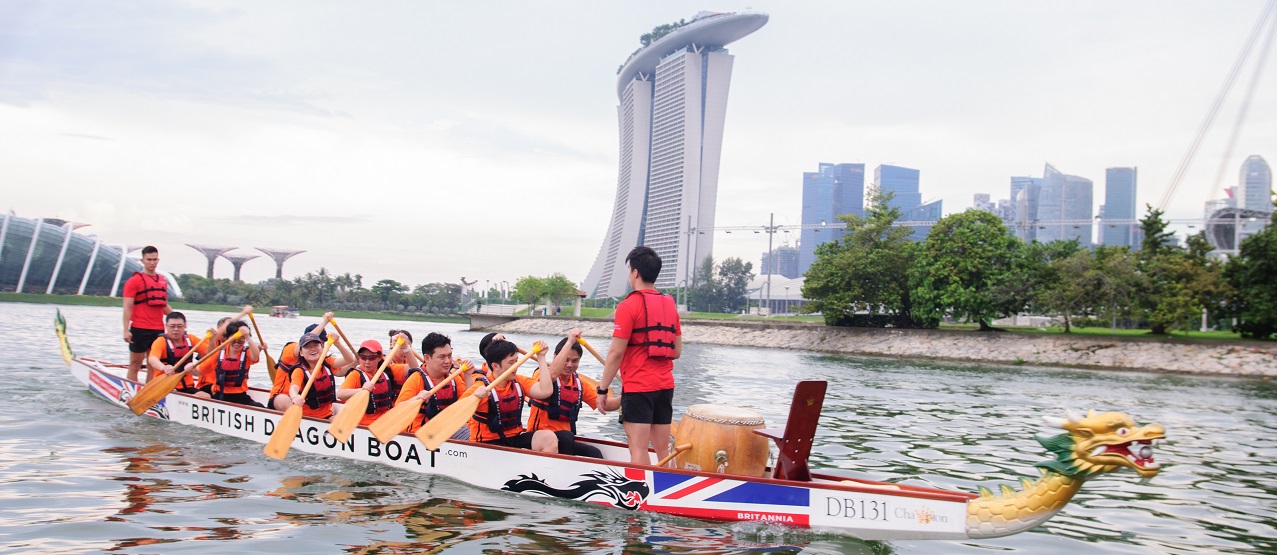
[0,293,465,324]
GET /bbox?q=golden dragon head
[1038,410,1165,479]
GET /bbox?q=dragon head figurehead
[1039,409,1165,479]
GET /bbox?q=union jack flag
[642,471,810,525]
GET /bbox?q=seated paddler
[463,339,558,453]
[285,328,355,419]
[147,311,211,399]
[527,328,619,458]
[194,320,263,407]
[394,333,474,438]
[336,339,399,426]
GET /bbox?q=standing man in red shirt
[598,246,682,465]
[122,246,172,382]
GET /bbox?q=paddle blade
[54,309,75,366]
[415,395,480,451]
[264,351,278,383]
[368,398,423,444]
[328,390,369,444]
[263,406,303,460]
[127,371,185,415]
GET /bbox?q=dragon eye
[1116,428,1131,437]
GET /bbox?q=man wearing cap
[394,333,476,436]
[336,339,399,426]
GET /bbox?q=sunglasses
[358,354,381,361]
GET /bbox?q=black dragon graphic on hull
[503,469,649,510]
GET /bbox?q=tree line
[177,268,463,315]
[802,188,1277,339]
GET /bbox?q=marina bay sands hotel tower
[583,11,767,298]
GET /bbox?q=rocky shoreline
[479,317,1277,378]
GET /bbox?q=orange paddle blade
[263,405,303,459]
[415,395,480,451]
[368,397,423,443]
[127,370,187,415]
[328,390,369,444]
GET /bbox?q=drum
[672,404,769,477]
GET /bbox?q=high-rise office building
[583,12,768,298]
[761,245,799,278]
[1239,155,1272,212]
[875,165,922,212]
[1013,165,1092,244]
[798,163,864,274]
[1101,167,1138,248]
[904,199,943,240]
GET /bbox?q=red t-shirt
[612,289,679,393]
[123,272,167,330]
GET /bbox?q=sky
[2,1,1274,292]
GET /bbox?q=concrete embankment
[475,317,1277,377]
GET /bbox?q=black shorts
[220,392,264,408]
[177,387,201,395]
[620,388,674,425]
[129,327,163,354]
[482,431,538,450]
[552,430,603,459]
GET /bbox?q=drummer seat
[752,380,826,482]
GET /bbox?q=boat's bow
[966,410,1165,538]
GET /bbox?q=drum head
[684,404,765,426]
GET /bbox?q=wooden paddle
[577,337,606,365]
[656,443,692,468]
[263,337,336,460]
[328,338,404,443]
[329,317,358,355]
[414,344,540,451]
[247,312,277,383]
[126,331,218,415]
[368,360,472,443]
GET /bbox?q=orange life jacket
[470,375,525,439]
[132,272,168,307]
[282,358,337,410]
[214,349,250,398]
[162,335,198,390]
[626,289,678,358]
[528,373,583,434]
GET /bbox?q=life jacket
[625,290,678,358]
[353,368,398,415]
[132,272,168,307]
[528,373,583,434]
[283,358,337,410]
[271,342,298,395]
[163,335,198,389]
[470,375,525,439]
[215,348,250,397]
[408,367,460,418]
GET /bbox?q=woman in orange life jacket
[146,311,211,399]
[527,329,621,458]
[394,332,476,438]
[286,327,356,420]
[336,339,399,427]
[193,320,264,408]
[267,313,335,411]
[462,339,558,452]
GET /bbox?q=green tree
[717,257,754,313]
[1035,249,1101,332]
[1224,213,1277,338]
[371,279,407,308]
[1092,246,1146,329]
[802,188,918,326]
[542,273,577,313]
[513,275,546,315]
[687,256,719,312]
[1137,207,1211,334]
[910,210,1020,330]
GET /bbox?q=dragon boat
[67,353,1165,541]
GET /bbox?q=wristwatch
[596,386,608,395]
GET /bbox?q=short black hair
[141,245,158,256]
[483,339,519,366]
[553,337,583,356]
[625,246,661,283]
[225,320,249,339]
[479,332,500,358]
[420,332,451,357]
[166,311,186,323]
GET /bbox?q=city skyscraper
[1013,165,1092,244]
[583,12,768,298]
[761,245,799,279]
[874,165,922,212]
[1239,155,1273,212]
[1101,167,1138,248]
[798,163,864,274]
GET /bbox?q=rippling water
[1,303,1274,554]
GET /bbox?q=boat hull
[72,358,976,540]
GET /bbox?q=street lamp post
[784,285,790,315]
